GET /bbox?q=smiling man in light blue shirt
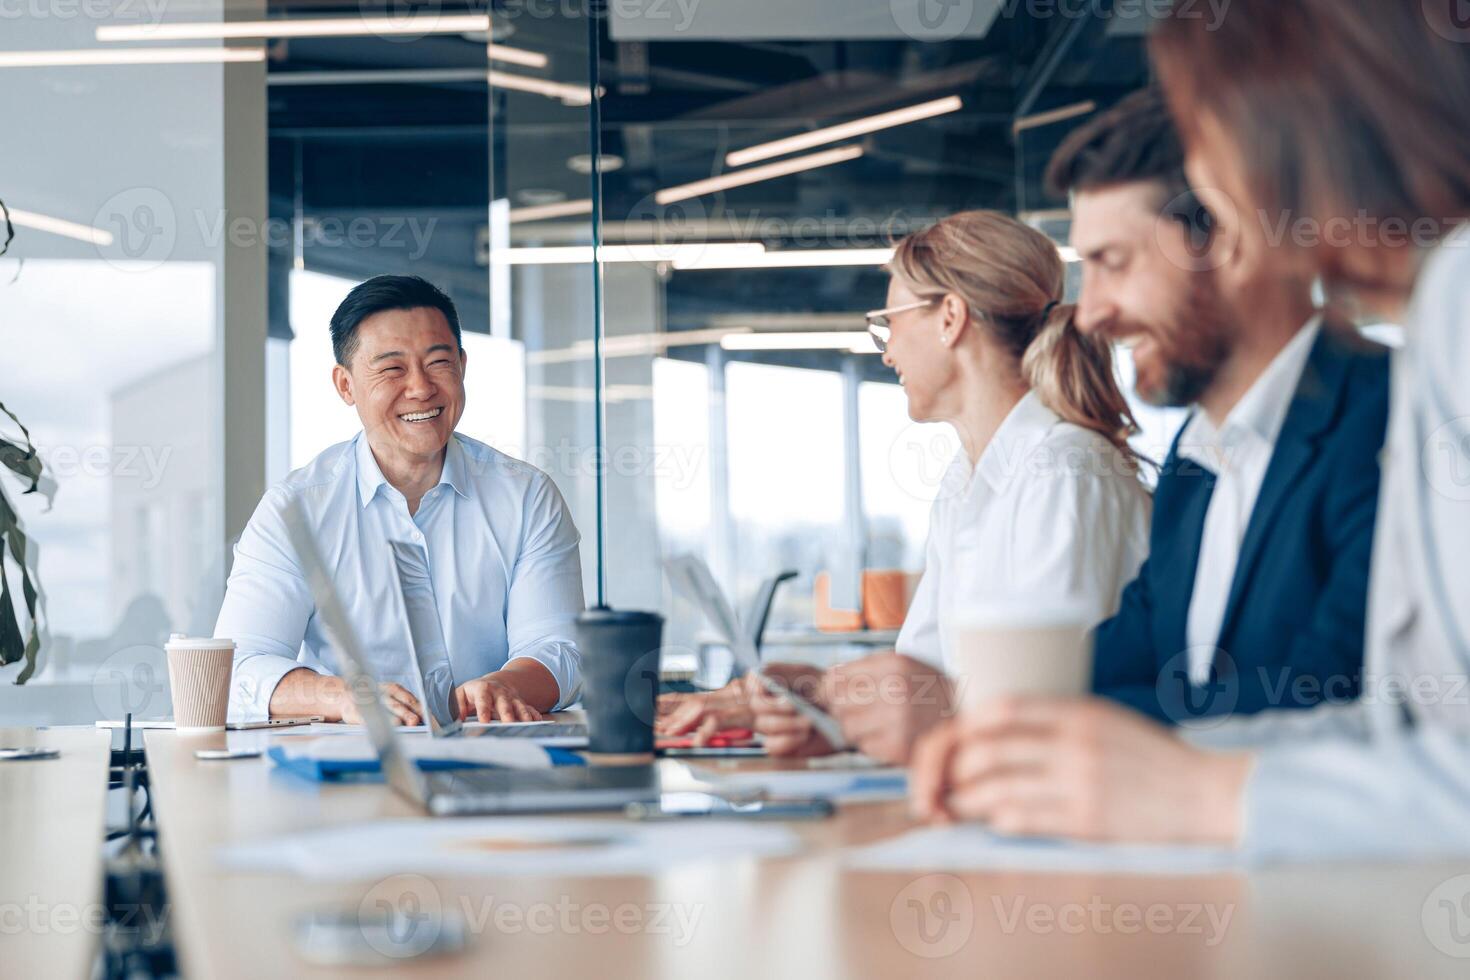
[217,275,584,725]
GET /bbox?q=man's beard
[1139,278,1235,409]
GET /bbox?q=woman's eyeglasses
[864,300,935,352]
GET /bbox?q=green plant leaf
[0,488,41,682]
[0,402,41,494]
[0,195,13,258]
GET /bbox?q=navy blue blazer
[1091,327,1390,724]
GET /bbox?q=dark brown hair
[889,210,1144,470]
[1150,0,1470,290]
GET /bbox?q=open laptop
[386,539,587,743]
[281,499,658,815]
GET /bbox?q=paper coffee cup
[944,600,1093,716]
[164,634,235,732]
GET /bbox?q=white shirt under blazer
[896,390,1152,671]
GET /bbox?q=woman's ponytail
[1021,303,1147,473]
[889,210,1149,474]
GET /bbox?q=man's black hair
[330,275,462,366]
[1045,86,1214,241]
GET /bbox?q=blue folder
[267,744,585,783]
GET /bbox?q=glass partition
[1,2,1191,714]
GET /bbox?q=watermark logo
[360,0,444,42]
[94,187,176,272]
[92,644,169,720]
[620,192,710,271]
[889,873,974,958]
[886,419,962,503]
[1154,646,1239,729]
[1155,188,1240,274]
[358,874,444,959]
[891,0,976,42]
[1422,417,1470,503]
[1425,0,1470,43]
[1422,874,1470,958]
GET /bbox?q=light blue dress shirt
[216,431,585,721]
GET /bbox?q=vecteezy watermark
[0,898,169,944]
[358,0,445,42]
[886,420,963,503]
[996,0,1231,30]
[93,187,439,272]
[95,187,178,273]
[1423,874,1470,958]
[1424,0,1470,44]
[357,874,446,959]
[890,0,977,43]
[458,895,703,944]
[992,895,1234,945]
[508,439,707,492]
[31,443,172,490]
[92,644,170,721]
[0,0,166,22]
[890,874,975,958]
[357,875,705,952]
[1422,417,1470,503]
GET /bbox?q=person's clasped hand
[908,695,1253,844]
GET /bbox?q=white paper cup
[164,635,235,732]
[944,601,1093,716]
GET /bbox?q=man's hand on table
[453,672,545,723]
[270,668,424,726]
[908,695,1253,845]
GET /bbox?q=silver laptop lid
[279,498,430,808]
[388,539,460,737]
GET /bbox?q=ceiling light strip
[726,95,963,168]
[0,47,265,67]
[1013,100,1097,134]
[508,199,594,223]
[720,331,878,354]
[4,207,114,246]
[655,145,864,206]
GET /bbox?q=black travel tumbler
[575,607,665,759]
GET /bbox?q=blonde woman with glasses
[735,210,1153,764]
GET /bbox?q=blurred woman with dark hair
[910,0,1470,861]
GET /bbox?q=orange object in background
[813,572,865,633]
[814,569,918,632]
[861,570,913,631]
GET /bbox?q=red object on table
[655,728,755,749]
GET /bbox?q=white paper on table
[691,766,909,803]
[217,817,800,879]
[846,825,1238,876]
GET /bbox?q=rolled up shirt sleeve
[215,488,322,722]
[503,474,586,709]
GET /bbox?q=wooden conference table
[138,725,1470,980]
[1,726,112,979]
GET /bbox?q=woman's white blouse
[894,391,1152,671]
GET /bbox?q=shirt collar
[1179,314,1322,472]
[354,431,470,509]
[975,390,1061,492]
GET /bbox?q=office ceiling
[263,0,1153,373]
